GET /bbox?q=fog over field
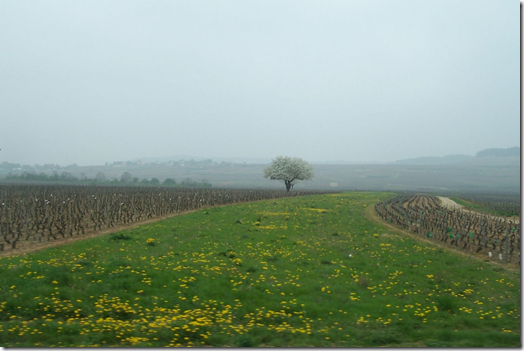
[0,0,519,167]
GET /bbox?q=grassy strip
[0,192,520,347]
[450,197,519,218]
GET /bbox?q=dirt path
[364,205,519,272]
[437,196,463,209]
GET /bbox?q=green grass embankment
[450,197,520,218]
[0,192,520,347]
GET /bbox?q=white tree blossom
[263,156,314,192]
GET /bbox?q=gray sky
[0,0,520,166]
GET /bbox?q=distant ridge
[476,147,520,158]
[393,147,520,165]
[392,154,474,165]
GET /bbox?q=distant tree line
[4,171,211,188]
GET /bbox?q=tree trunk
[285,180,292,192]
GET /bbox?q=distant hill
[476,147,520,158]
[393,147,520,165]
[392,154,474,165]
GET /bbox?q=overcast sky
[0,0,520,166]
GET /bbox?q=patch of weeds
[427,341,451,347]
[43,266,72,285]
[109,232,132,241]
[75,259,93,267]
[117,280,131,291]
[236,335,255,347]
[408,260,421,268]
[433,275,444,283]
[437,329,457,342]
[108,259,130,268]
[358,275,369,288]
[436,295,457,313]
[207,333,228,347]
[362,329,401,346]
[219,250,236,259]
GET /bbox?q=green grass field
[0,192,520,347]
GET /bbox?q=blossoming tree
[263,156,314,192]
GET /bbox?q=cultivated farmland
[375,194,521,265]
[0,184,328,256]
[0,192,520,347]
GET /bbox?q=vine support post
[505,227,509,263]
[481,224,486,248]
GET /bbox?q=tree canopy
[120,172,133,183]
[263,156,314,192]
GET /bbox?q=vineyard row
[375,194,520,265]
[0,184,331,255]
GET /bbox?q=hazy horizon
[1,145,520,168]
[1,1,520,167]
